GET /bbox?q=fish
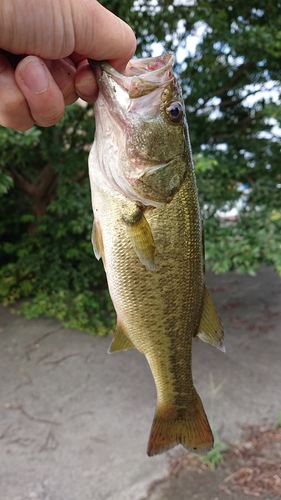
[88,53,224,456]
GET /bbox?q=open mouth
[88,53,175,98]
[125,53,174,78]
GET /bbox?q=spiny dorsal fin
[91,220,104,261]
[108,321,135,353]
[122,204,155,271]
[195,286,225,352]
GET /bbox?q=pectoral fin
[122,205,155,271]
[196,286,225,352]
[108,320,135,353]
[91,220,104,261]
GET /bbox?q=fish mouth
[88,53,175,99]
[88,54,181,207]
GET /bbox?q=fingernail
[75,65,98,101]
[19,56,49,94]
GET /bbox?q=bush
[0,104,115,335]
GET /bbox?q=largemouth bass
[88,53,224,456]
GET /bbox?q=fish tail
[147,391,213,457]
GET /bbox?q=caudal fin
[147,391,213,457]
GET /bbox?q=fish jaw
[88,54,176,141]
[89,53,175,111]
[89,55,189,206]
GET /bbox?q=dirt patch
[147,425,281,500]
[219,425,281,498]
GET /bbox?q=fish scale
[88,53,224,456]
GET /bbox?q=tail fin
[147,391,213,457]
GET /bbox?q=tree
[1,0,281,331]
[106,0,281,275]
[0,106,113,334]
[176,0,281,274]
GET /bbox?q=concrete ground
[0,266,280,500]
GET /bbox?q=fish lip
[88,53,175,98]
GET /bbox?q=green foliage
[196,436,228,470]
[0,209,115,335]
[205,213,281,275]
[194,375,228,470]
[180,1,281,275]
[0,104,115,334]
[104,0,281,276]
[0,171,13,195]
[1,0,281,332]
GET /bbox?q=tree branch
[69,170,88,184]
[8,167,35,195]
[35,161,57,199]
[216,61,256,98]
[194,61,257,113]
[211,113,263,141]
[6,161,58,216]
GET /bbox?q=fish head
[89,53,191,206]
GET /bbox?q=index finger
[74,2,136,73]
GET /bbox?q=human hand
[0,0,136,131]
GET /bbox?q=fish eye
[166,101,183,123]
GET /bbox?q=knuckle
[0,115,34,131]
[33,108,65,127]
[0,95,34,131]
[0,91,27,115]
[63,89,78,106]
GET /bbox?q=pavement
[0,265,280,500]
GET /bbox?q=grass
[196,435,228,470]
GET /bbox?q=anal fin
[195,286,225,352]
[108,320,135,353]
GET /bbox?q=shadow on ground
[0,266,280,500]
